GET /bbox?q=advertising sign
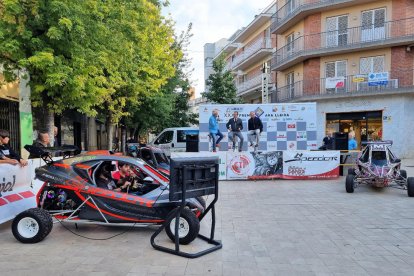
[0,162,39,224]
[199,103,317,152]
[368,72,389,86]
[282,151,340,179]
[325,77,345,89]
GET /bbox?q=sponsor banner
[199,103,318,152]
[248,151,283,180]
[0,158,60,224]
[352,75,366,83]
[282,151,340,179]
[226,152,255,180]
[0,162,37,224]
[325,77,345,89]
[171,152,227,180]
[368,72,389,86]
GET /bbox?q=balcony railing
[232,38,272,69]
[272,17,414,70]
[271,0,357,34]
[276,70,414,102]
[237,74,262,95]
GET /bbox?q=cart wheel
[12,208,53,243]
[400,170,407,179]
[348,168,356,175]
[407,177,414,197]
[165,208,200,245]
[196,196,206,210]
[346,175,355,193]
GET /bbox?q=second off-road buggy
[11,146,215,247]
[346,141,414,196]
[127,143,170,175]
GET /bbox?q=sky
[162,0,274,97]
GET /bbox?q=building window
[361,8,386,41]
[360,56,385,74]
[325,60,347,93]
[326,15,348,47]
[286,72,294,98]
[286,33,294,56]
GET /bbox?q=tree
[202,55,242,104]
[0,0,178,148]
[125,23,197,139]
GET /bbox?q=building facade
[271,0,414,157]
[204,38,230,93]
[211,3,277,103]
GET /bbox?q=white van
[149,127,199,156]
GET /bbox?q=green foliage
[0,0,178,124]
[202,54,243,104]
[125,23,197,136]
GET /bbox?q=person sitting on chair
[247,111,263,148]
[209,109,223,152]
[226,111,243,152]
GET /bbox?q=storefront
[326,111,383,149]
[316,94,414,158]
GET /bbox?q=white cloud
[162,0,274,97]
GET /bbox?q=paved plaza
[1,164,414,276]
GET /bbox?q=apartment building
[271,0,414,157]
[211,3,277,103]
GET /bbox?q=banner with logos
[198,103,318,152]
[176,150,339,181]
[282,151,340,179]
[325,77,345,89]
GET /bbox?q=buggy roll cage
[24,145,81,165]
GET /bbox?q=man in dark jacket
[0,129,28,166]
[226,111,244,152]
[29,130,51,159]
[247,111,263,148]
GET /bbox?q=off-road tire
[165,208,200,245]
[346,175,355,193]
[400,170,407,179]
[348,168,356,175]
[196,196,206,210]
[12,208,53,243]
[407,177,414,197]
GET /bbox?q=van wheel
[165,208,200,245]
[12,208,53,243]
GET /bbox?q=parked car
[149,127,198,156]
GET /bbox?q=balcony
[270,0,378,35]
[232,38,273,71]
[275,70,414,102]
[272,17,414,71]
[237,74,263,96]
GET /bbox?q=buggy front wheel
[165,208,200,245]
[407,177,414,197]
[346,175,355,193]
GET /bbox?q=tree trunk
[121,127,126,154]
[107,113,114,151]
[45,110,55,147]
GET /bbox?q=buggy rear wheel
[165,208,200,245]
[400,170,407,179]
[12,208,53,243]
[348,168,356,175]
[407,177,414,197]
[346,175,355,193]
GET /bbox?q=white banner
[171,152,227,180]
[282,151,340,179]
[325,77,345,89]
[199,103,317,152]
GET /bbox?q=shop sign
[325,77,345,89]
[352,75,366,83]
[368,72,388,86]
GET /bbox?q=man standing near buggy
[247,111,263,148]
[0,129,28,167]
[208,109,223,152]
[226,111,244,152]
